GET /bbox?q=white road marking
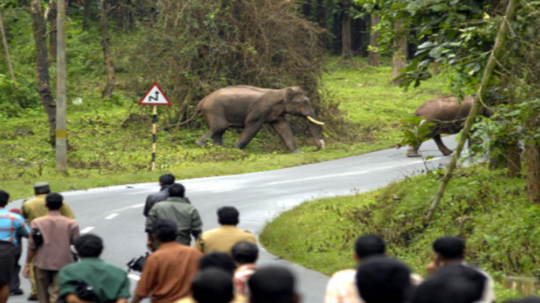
[105,213,119,220]
[131,203,145,208]
[128,274,140,281]
[265,158,442,186]
[211,189,236,193]
[80,227,94,234]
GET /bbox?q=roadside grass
[2,50,445,200]
[260,166,536,300]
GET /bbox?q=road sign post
[138,83,172,171]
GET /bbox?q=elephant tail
[165,108,201,130]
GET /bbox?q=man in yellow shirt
[195,207,256,255]
[21,182,76,301]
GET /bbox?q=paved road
[8,138,458,303]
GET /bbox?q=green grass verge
[260,166,537,300]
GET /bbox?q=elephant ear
[284,88,295,102]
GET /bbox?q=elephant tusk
[307,116,325,126]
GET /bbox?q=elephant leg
[433,134,453,156]
[271,119,301,153]
[196,131,213,147]
[206,118,228,146]
[235,124,263,150]
[407,142,423,157]
[212,130,226,146]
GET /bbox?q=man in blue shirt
[0,190,29,303]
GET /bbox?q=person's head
[168,183,185,198]
[0,190,9,207]
[354,235,386,262]
[192,268,234,303]
[433,236,465,263]
[159,174,175,187]
[231,241,259,265]
[355,256,412,303]
[412,264,486,303]
[199,252,237,276]
[45,193,63,210]
[249,266,298,303]
[217,207,239,226]
[74,234,104,258]
[34,182,51,195]
[152,219,178,243]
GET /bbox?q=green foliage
[398,116,435,150]
[261,165,535,298]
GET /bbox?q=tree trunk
[316,0,325,28]
[116,0,124,31]
[100,0,116,98]
[341,0,352,59]
[31,0,56,143]
[303,0,311,19]
[368,15,380,67]
[352,17,365,57]
[391,21,407,85]
[0,10,16,83]
[508,142,522,178]
[126,0,133,31]
[83,0,91,31]
[525,115,540,203]
[425,0,520,224]
[48,0,57,60]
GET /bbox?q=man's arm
[23,249,36,278]
[143,195,154,217]
[194,237,204,252]
[190,209,203,240]
[71,223,80,244]
[65,294,94,303]
[132,256,157,303]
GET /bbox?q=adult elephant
[407,96,493,157]
[173,86,325,153]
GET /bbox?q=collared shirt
[146,197,202,245]
[59,258,130,302]
[143,186,170,217]
[234,264,257,297]
[324,269,423,303]
[135,242,202,303]
[22,194,76,224]
[194,225,257,255]
[0,208,29,244]
[28,211,79,271]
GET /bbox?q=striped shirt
[0,208,29,244]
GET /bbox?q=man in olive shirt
[59,234,130,303]
[146,184,202,248]
[195,207,256,255]
[133,219,202,303]
[22,182,76,301]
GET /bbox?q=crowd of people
[0,174,538,303]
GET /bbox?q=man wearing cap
[21,182,75,301]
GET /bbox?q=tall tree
[0,9,15,82]
[48,0,57,60]
[391,21,406,85]
[116,0,123,31]
[82,0,91,31]
[368,15,379,66]
[100,0,115,98]
[303,0,311,19]
[341,0,352,59]
[316,0,325,28]
[31,0,56,143]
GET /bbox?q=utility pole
[56,0,67,173]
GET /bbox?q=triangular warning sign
[138,83,172,106]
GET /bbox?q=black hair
[198,252,237,276]
[433,237,465,260]
[159,174,175,186]
[249,266,296,303]
[354,235,386,259]
[74,234,104,258]
[168,183,185,198]
[355,256,412,303]
[192,268,234,303]
[217,207,239,225]
[0,190,9,207]
[231,241,259,265]
[412,264,486,303]
[45,193,63,210]
[152,219,178,242]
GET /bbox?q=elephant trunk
[306,113,324,151]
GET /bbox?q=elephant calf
[176,85,325,153]
[407,96,493,157]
